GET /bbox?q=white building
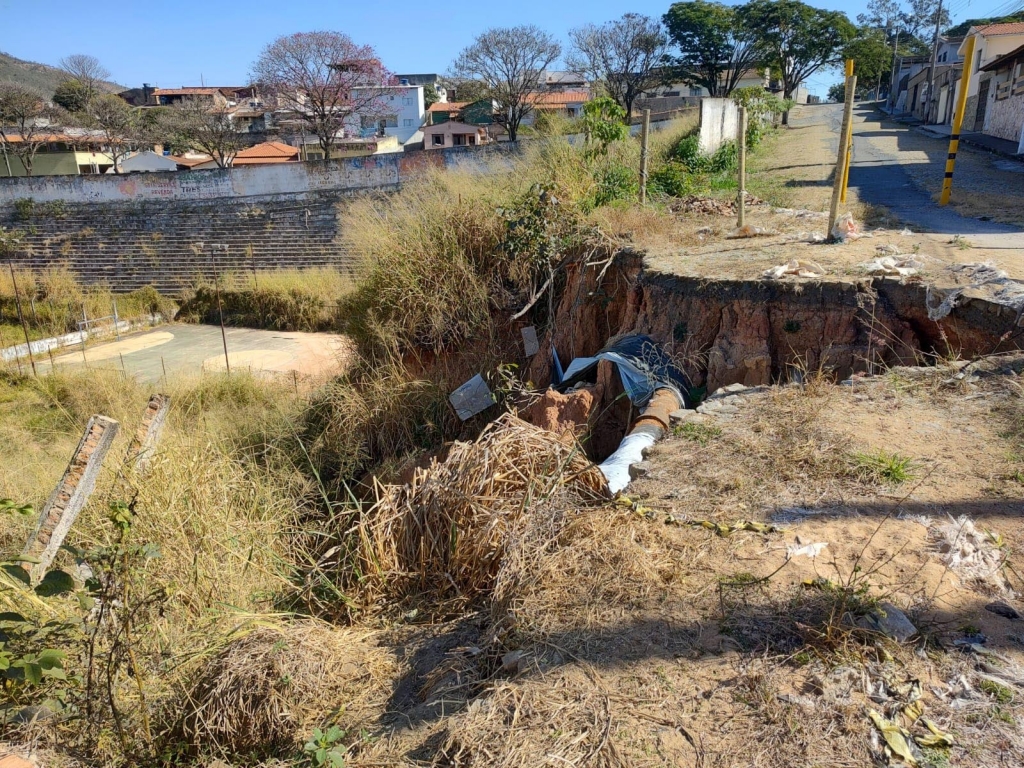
[349,84,425,145]
[955,23,1024,132]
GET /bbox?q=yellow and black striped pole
[940,34,977,206]
[840,59,854,203]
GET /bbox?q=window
[403,118,413,127]
[689,87,702,97]
[664,90,680,97]
[78,164,94,175]
[432,134,444,146]
[402,97,413,106]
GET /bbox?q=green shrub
[13,198,34,221]
[592,162,638,207]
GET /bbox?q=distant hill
[0,51,122,98]
[945,12,1024,38]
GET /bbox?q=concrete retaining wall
[699,98,740,154]
[0,143,518,207]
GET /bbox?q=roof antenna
[201,73,205,87]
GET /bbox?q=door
[973,79,990,131]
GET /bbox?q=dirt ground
[343,358,1024,767]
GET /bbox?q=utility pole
[888,28,901,110]
[829,68,858,240]
[925,0,944,123]
[940,34,977,206]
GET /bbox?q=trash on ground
[599,431,657,494]
[876,244,902,255]
[868,709,924,766]
[830,212,866,242]
[930,515,1007,591]
[786,540,828,559]
[985,600,1022,620]
[859,255,925,277]
[762,258,826,279]
[726,224,775,239]
[557,335,690,409]
[857,602,918,642]
[915,718,954,748]
[449,374,496,420]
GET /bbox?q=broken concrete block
[128,393,170,473]
[22,415,119,584]
[629,461,652,480]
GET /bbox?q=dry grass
[324,413,609,616]
[435,676,622,768]
[171,620,394,761]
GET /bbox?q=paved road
[788,103,1024,244]
[38,324,347,383]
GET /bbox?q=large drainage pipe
[598,388,682,494]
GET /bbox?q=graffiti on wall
[0,144,517,207]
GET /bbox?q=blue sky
[0,0,1012,98]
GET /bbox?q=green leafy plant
[13,199,35,221]
[852,450,919,485]
[303,726,349,768]
[580,97,629,157]
[673,421,723,445]
[592,162,639,207]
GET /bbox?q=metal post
[161,356,167,382]
[112,298,121,342]
[840,59,855,204]
[888,30,901,109]
[639,109,651,205]
[80,303,88,364]
[828,73,858,240]
[737,106,747,227]
[212,245,230,373]
[8,257,36,377]
[925,0,944,124]
[940,35,976,206]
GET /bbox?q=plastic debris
[762,259,827,279]
[868,709,923,766]
[931,516,1007,591]
[449,374,495,420]
[786,541,828,559]
[692,519,779,536]
[915,718,954,749]
[830,212,865,242]
[599,431,657,495]
[521,325,539,357]
[876,244,902,255]
[558,335,691,409]
[899,228,913,235]
[726,224,775,239]
[859,255,925,277]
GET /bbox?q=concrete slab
[38,324,349,383]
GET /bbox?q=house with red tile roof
[956,23,1024,134]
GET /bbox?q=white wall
[350,85,425,144]
[699,98,740,154]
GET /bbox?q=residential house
[295,135,401,161]
[1,132,114,176]
[905,37,965,124]
[421,122,489,150]
[541,71,588,91]
[521,92,590,126]
[108,151,179,173]
[426,101,470,126]
[956,23,1024,131]
[890,56,930,113]
[395,74,447,102]
[349,84,425,145]
[979,43,1024,153]
[148,86,257,108]
[637,69,769,115]
[231,141,300,165]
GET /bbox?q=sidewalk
[916,123,1022,160]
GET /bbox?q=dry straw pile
[174,621,393,759]
[349,413,609,610]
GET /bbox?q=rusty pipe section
[598,387,684,494]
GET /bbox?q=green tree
[52,79,90,113]
[744,0,856,124]
[423,84,440,108]
[828,82,846,102]
[581,97,629,155]
[662,0,761,97]
[844,27,894,97]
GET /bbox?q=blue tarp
[554,335,690,409]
